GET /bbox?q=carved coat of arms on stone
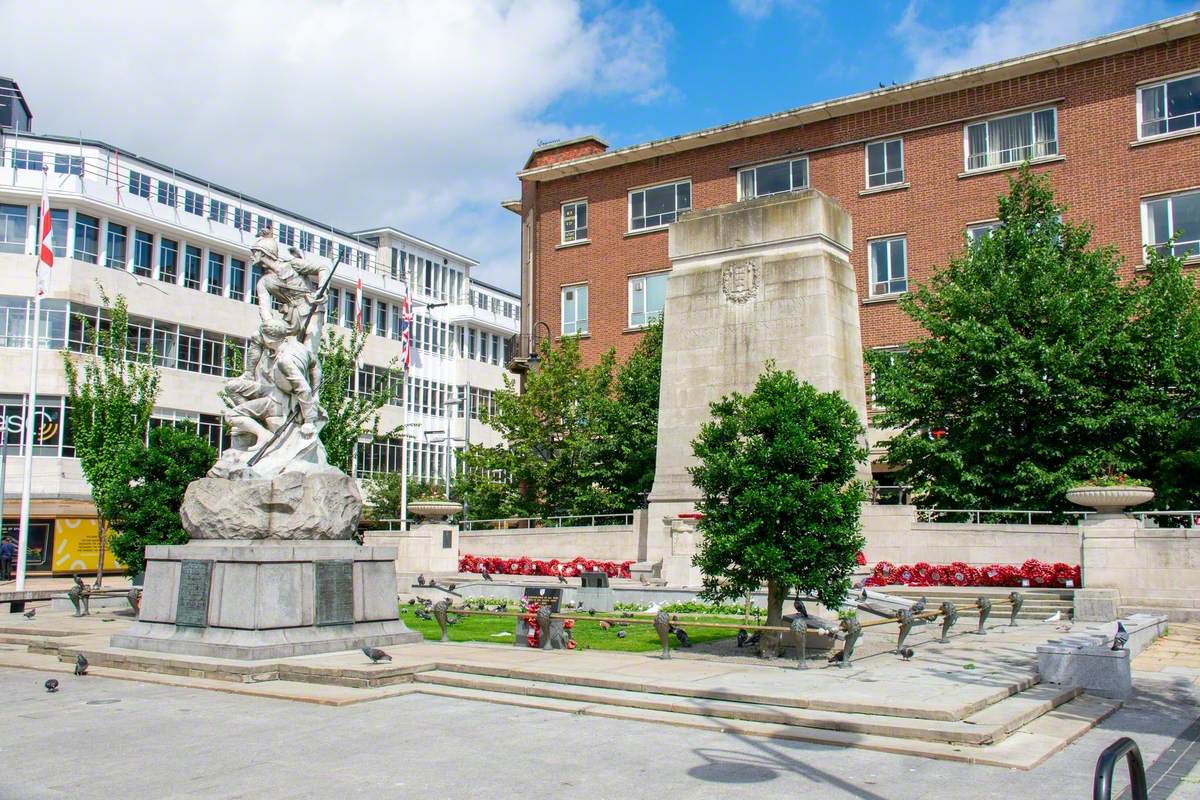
[721,259,759,304]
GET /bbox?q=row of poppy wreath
[865,559,1081,588]
[458,554,635,579]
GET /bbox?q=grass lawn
[398,606,744,653]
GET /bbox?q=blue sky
[7,0,1198,290]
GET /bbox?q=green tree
[107,426,216,576]
[317,325,397,474]
[690,366,866,657]
[871,167,1200,512]
[596,318,663,510]
[63,291,160,586]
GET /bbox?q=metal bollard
[975,596,992,635]
[938,601,958,643]
[1008,591,1023,627]
[653,611,672,660]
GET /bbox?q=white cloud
[3,0,671,289]
[896,0,1131,78]
[729,0,822,21]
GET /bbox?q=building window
[0,204,28,254]
[737,158,808,200]
[866,139,904,188]
[629,180,691,231]
[13,149,43,170]
[105,222,128,269]
[233,208,252,232]
[73,213,100,264]
[1138,72,1200,140]
[1144,190,1200,260]
[319,238,332,259]
[966,221,1003,243]
[342,291,355,329]
[277,223,296,247]
[208,199,229,224]
[128,171,151,198]
[206,253,225,295]
[299,230,313,252]
[629,272,667,328]
[561,199,588,243]
[256,215,272,235]
[54,154,83,176]
[156,180,178,207]
[869,236,907,297]
[183,190,204,216]
[158,238,178,283]
[376,300,388,336]
[965,108,1057,172]
[132,231,153,277]
[229,258,246,301]
[183,245,202,290]
[561,284,588,335]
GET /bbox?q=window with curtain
[1138,72,1200,139]
[965,108,1057,171]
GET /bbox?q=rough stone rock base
[111,541,421,660]
[181,472,363,540]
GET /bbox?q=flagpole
[15,168,49,592]
[399,369,409,533]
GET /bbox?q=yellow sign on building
[52,518,122,573]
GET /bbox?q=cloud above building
[2,0,671,290]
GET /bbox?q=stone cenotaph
[112,230,420,659]
[645,191,869,585]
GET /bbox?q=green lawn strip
[398,607,742,653]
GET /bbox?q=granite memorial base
[1036,613,1167,699]
[111,541,421,660]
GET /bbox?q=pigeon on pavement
[23,607,36,619]
[362,647,392,663]
[44,679,58,693]
[1112,621,1129,651]
[673,627,691,647]
[899,647,914,661]
[417,574,426,587]
[74,654,88,676]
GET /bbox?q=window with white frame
[561,199,588,243]
[964,108,1057,172]
[208,199,228,224]
[629,180,691,231]
[966,221,1003,243]
[869,236,907,297]
[128,171,151,198]
[13,149,43,170]
[299,230,313,252]
[233,208,252,232]
[183,190,204,216]
[1138,72,1200,140]
[1143,190,1200,260]
[866,139,904,188]
[629,272,667,328]
[156,180,177,207]
[277,223,296,247]
[737,157,808,200]
[0,204,28,254]
[54,154,83,175]
[561,284,588,335]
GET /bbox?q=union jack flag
[399,281,414,371]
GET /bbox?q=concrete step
[413,669,1079,746]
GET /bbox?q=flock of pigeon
[43,654,88,693]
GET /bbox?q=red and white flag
[354,276,363,331]
[36,177,53,296]
[399,280,414,371]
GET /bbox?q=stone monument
[646,191,869,580]
[112,230,420,659]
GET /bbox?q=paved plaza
[0,666,1197,800]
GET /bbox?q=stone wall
[1082,518,1200,622]
[458,523,639,562]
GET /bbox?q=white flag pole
[16,167,49,591]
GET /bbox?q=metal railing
[1093,737,1147,800]
[916,508,1091,525]
[1133,510,1200,529]
[462,513,634,531]
[869,484,913,505]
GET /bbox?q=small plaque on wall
[315,560,354,626]
[175,560,213,628]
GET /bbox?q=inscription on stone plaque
[315,560,354,626]
[175,560,213,628]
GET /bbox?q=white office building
[0,81,519,574]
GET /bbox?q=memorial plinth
[646,191,869,572]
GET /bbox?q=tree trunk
[758,580,785,658]
[95,517,107,588]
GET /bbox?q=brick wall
[522,35,1200,366]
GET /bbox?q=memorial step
[411,670,1080,746]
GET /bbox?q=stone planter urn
[408,499,463,522]
[1065,485,1154,516]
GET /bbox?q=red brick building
[505,14,1200,464]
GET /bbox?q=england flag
[36,179,53,296]
[399,281,414,371]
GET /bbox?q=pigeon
[1044,611,1062,623]
[428,579,438,589]
[911,596,927,615]
[620,611,634,619]
[362,647,392,663]
[416,608,433,621]
[481,568,492,582]
[557,573,567,585]
[616,630,627,639]
[447,583,456,592]
[859,588,869,603]
[598,620,612,631]
[899,647,914,661]
[736,628,749,648]
[828,649,845,664]
[417,574,426,587]
[44,679,58,693]
[793,597,805,614]
[1111,621,1129,651]
[588,609,596,616]
[674,627,692,647]
[74,654,88,676]
[23,607,36,619]
[746,631,761,647]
